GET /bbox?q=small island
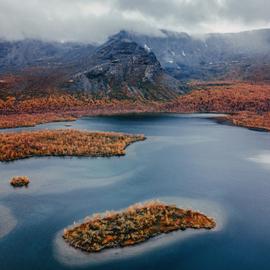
[10,176,30,187]
[63,201,216,253]
[0,129,145,161]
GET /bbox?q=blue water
[1,113,270,270]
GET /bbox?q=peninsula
[0,129,145,161]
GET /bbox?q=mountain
[64,33,182,100]
[1,28,270,101]
[119,29,270,82]
[0,39,96,74]
[2,28,270,83]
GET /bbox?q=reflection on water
[0,157,145,197]
[248,152,270,166]
[0,205,17,239]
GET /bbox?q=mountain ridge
[1,28,270,102]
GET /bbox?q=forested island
[10,176,30,187]
[63,201,216,253]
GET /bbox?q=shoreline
[1,109,268,134]
[0,111,228,131]
[1,81,270,132]
[54,196,225,267]
[0,129,145,162]
[62,201,216,253]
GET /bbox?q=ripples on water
[1,114,270,270]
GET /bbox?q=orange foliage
[63,201,216,253]
[2,81,270,131]
[0,94,161,115]
[0,129,145,161]
[165,82,270,113]
[0,95,161,129]
[10,176,30,187]
[225,111,270,131]
[0,113,77,129]
[163,81,270,131]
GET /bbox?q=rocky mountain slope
[64,34,181,100]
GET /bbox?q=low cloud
[0,0,270,43]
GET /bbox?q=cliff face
[66,33,181,100]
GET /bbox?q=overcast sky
[0,0,270,43]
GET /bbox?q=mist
[0,0,270,43]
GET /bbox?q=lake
[1,113,270,270]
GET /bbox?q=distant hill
[0,39,96,74]
[120,29,270,82]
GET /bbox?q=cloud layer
[0,0,270,43]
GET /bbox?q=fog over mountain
[1,0,270,86]
[1,0,270,43]
[2,28,270,83]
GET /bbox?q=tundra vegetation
[0,129,145,161]
[63,201,216,253]
[165,82,270,130]
[0,113,77,129]
[0,97,159,129]
[224,111,270,131]
[1,81,270,131]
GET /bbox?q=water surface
[1,114,270,270]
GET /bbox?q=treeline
[0,94,161,115]
[225,111,270,131]
[163,82,270,130]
